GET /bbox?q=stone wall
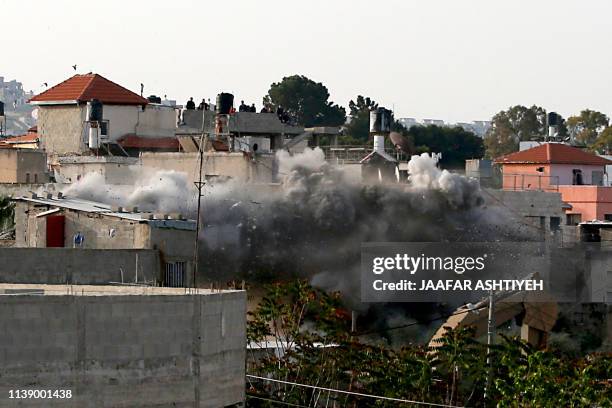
[0,287,246,407]
[38,105,86,155]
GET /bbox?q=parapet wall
[0,286,246,407]
[0,248,160,285]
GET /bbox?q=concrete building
[13,195,196,287]
[0,283,246,407]
[0,126,40,149]
[495,143,612,223]
[29,73,177,157]
[0,148,49,183]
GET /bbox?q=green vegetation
[247,281,611,407]
[263,75,346,127]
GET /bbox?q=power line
[246,375,465,407]
[356,303,488,336]
[246,394,310,407]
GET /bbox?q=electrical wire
[355,303,489,336]
[246,375,465,407]
[246,394,310,407]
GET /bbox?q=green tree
[592,126,612,154]
[484,105,547,158]
[343,95,378,142]
[408,125,484,167]
[262,75,346,127]
[566,109,610,146]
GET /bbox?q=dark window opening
[550,216,561,231]
[572,169,583,185]
[566,213,582,226]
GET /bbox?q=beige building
[13,194,196,286]
[0,148,49,183]
[29,73,177,157]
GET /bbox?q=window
[550,217,561,231]
[34,173,38,183]
[592,171,604,186]
[566,213,582,226]
[572,169,583,185]
[604,214,612,221]
[100,121,108,137]
[25,173,30,183]
[164,261,186,287]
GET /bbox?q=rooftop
[494,143,612,166]
[14,195,196,231]
[0,283,241,296]
[29,73,148,106]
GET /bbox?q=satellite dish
[389,131,411,154]
[31,108,39,120]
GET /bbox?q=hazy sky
[2,0,611,122]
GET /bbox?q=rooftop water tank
[216,93,234,115]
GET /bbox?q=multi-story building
[495,143,612,223]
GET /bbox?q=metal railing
[319,145,409,163]
[502,174,560,191]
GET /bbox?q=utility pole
[484,289,495,402]
[192,109,207,289]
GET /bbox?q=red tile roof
[0,132,39,148]
[117,134,179,150]
[494,143,612,166]
[29,74,148,105]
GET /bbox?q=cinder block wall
[0,248,160,285]
[0,291,246,407]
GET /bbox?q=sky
[2,0,611,123]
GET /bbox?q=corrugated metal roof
[14,196,196,231]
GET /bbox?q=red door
[46,215,65,247]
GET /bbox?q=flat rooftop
[0,283,242,296]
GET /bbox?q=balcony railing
[319,145,409,163]
[502,174,560,191]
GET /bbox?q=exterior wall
[103,104,139,141]
[550,164,605,186]
[140,151,276,183]
[0,150,48,183]
[16,150,49,183]
[501,164,556,191]
[501,163,608,190]
[0,289,246,407]
[0,149,18,182]
[55,160,139,184]
[0,248,159,284]
[136,104,176,137]
[38,105,87,155]
[558,186,612,221]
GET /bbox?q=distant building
[495,143,612,223]
[396,117,491,137]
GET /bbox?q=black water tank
[147,95,162,104]
[216,93,234,115]
[548,112,560,126]
[88,99,103,122]
[0,101,4,117]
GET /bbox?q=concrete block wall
[0,248,160,285]
[0,290,246,407]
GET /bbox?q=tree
[263,75,346,127]
[408,125,484,167]
[592,126,612,154]
[246,281,611,407]
[566,109,610,146]
[343,95,378,142]
[484,105,547,158]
